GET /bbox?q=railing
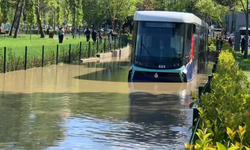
[0,36,129,73]
[189,51,220,144]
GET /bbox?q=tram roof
[134,11,207,26]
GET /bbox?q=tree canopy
[0,0,241,38]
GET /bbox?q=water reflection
[0,60,209,150]
[76,61,130,82]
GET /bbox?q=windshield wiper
[141,42,153,57]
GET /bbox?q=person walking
[58,27,64,43]
[241,36,245,53]
[218,35,223,50]
[98,28,103,44]
[92,29,97,43]
[85,28,91,42]
[108,29,116,51]
[228,36,233,47]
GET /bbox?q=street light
[230,6,235,34]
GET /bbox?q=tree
[26,0,36,39]
[214,0,248,59]
[14,0,25,38]
[0,0,2,25]
[35,0,45,38]
[238,0,249,59]
[102,0,138,30]
[0,0,10,24]
[136,0,155,10]
[196,0,230,29]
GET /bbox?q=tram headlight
[173,63,180,67]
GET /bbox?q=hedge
[185,40,250,149]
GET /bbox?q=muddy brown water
[0,57,210,150]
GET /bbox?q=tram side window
[199,26,204,53]
[184,24,192,56]
[132,21,138,60]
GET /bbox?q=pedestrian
[108,29,116,51]
[98,28,103,44]
[228,36,233,47]
[241,36,245,53]
[47,27,50,35]
[58,27,64,43]
[216,35,220,51]
[85,28,91,42]
[92,29,97,43]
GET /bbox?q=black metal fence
[189,51,220,144]
[0,36,129,73]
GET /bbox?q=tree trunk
[111,17,115,30]
[244,12,249,59]
[35,0,45,38]
[53,11,55,34]
[30,26,31,40]
[9,0,20,36]
[13,0,24,38]
[72,5,76,39]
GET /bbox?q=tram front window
[135,21,185,62]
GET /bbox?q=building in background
[227,12,248,34]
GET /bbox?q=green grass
[0,34,91,58]
[0,34,128,72]
[0,34,87,47]
[0,34,125,60]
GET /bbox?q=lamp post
[229,6,235,34]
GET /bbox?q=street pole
[244,1,249,59]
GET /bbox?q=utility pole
[244,0,249,59]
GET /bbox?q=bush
[221,42,236,58]
[186,49,250,149]
[208,43,216,51]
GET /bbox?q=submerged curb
[80,46,130,63]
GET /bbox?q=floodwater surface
[0,58,209,150]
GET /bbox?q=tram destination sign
[145,22,175,28]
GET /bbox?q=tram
[128,11,209,82]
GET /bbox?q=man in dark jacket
[85,28,91,42]
[241,37,245,53]
[92,29,97,43]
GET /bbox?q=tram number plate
[159,65,166,69]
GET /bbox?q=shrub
[208,43,216,51]
[221,42,236,58]
[187,49,250,149]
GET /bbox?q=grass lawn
[235,52,250,80]
[0,34,113,60]
[0,34,88,47]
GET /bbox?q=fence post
[42,45,45,67]
[119,36,121,49]
[88,42,91,58]
[3,47,7,73]
[25,46,28,70]
[104,39,106,53]
[192,108,199,130]
[97,40,99,53]
[56,45,59,65]
[212,68,216,73]
[114,36,116,50]
[69,44,71,63]
[198,86,203,100]
[79,42,82,62]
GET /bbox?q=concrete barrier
[81,46,130,63]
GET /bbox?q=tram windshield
[135,21,185,61]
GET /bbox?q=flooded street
[0,57,209,150]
